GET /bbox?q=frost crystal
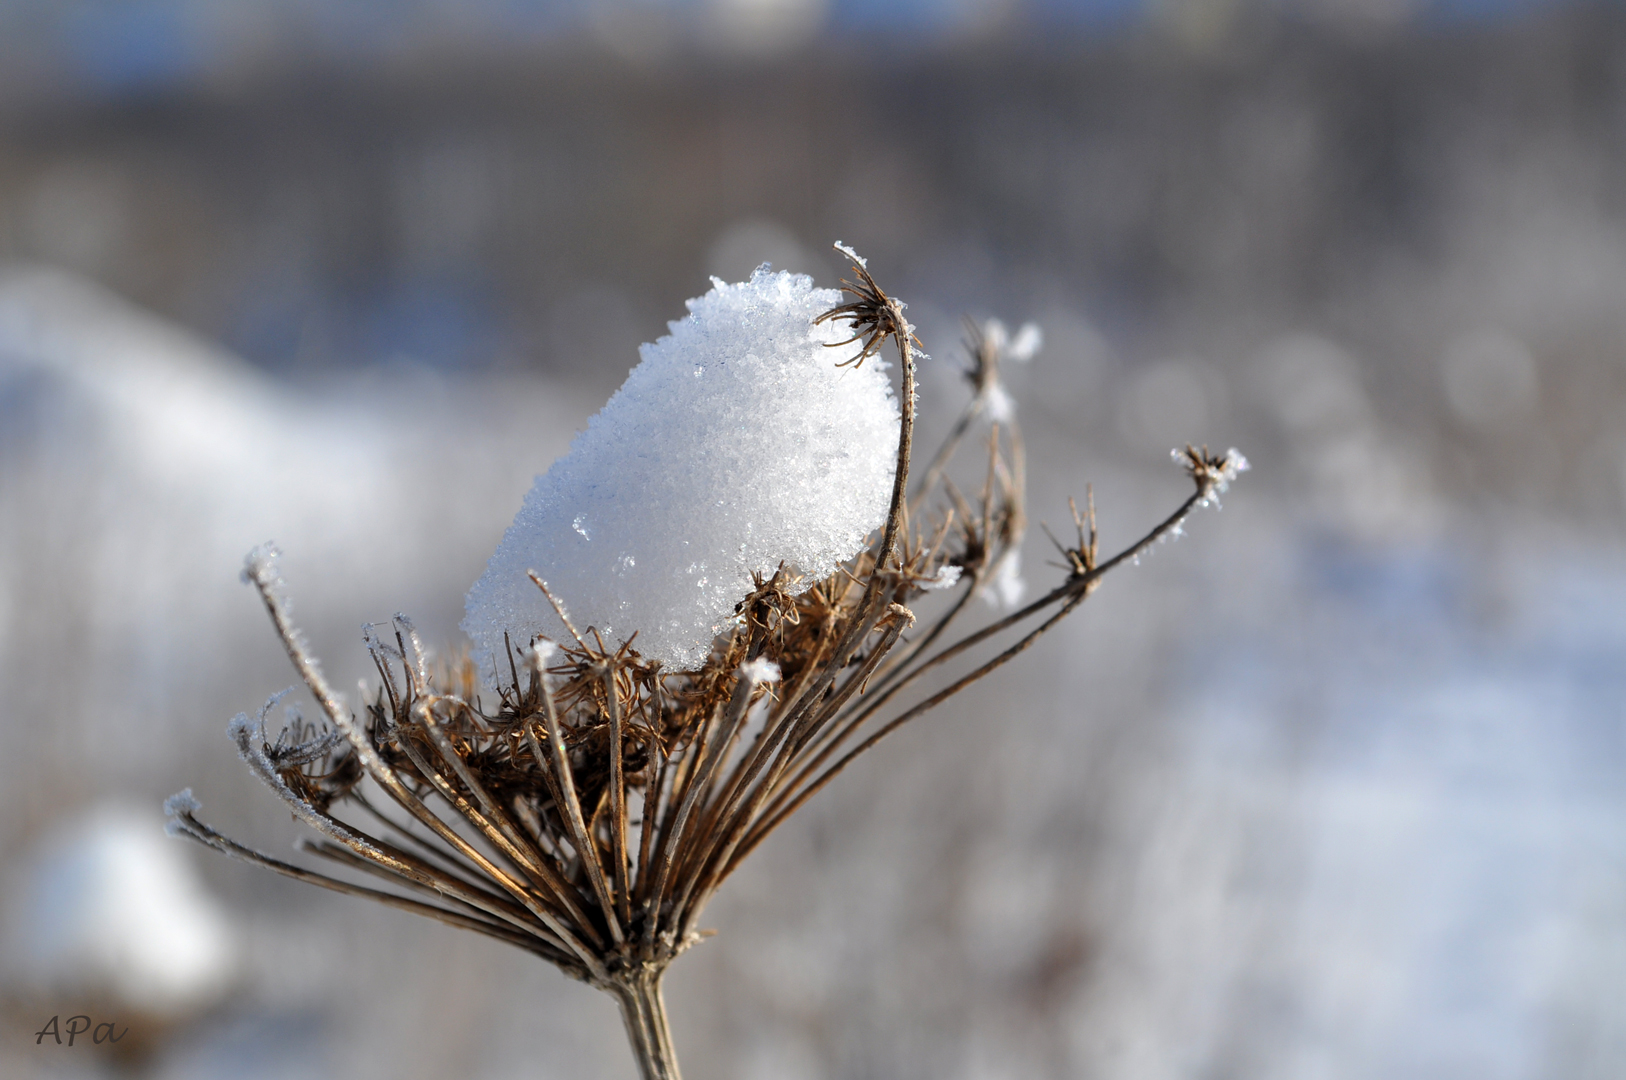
[527,639,559,672]
[981,551,1027,609]
[738,656,783,684]
[1216,448,1251,487]
[464,268,900,674]
[1006,322,1043,363]
[918,564,963,591]
[832,241,867,268]
[982,318,1042,364]
[985,383,1017,424]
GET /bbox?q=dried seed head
[815,242,921,368]
[1174,445,1251,504]
[171,243,1243,1080]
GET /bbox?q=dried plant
[165,249,1247,1079]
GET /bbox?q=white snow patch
[981,551,1026,609]
[464,268,899,674]
[919,564,963,591]
[8,805,237,1017]
[738,656,783,684]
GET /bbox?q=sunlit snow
[463,267,899,673]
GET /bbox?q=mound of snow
[464,267,899,672]
[8,805,236,1017]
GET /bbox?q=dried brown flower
[166,248,1242,1080]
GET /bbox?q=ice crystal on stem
[168,245,1243,1080]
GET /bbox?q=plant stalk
[612,969,682,1080]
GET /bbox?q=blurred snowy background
[3,0,1626,1077]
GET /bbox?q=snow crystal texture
[464,268,899,674]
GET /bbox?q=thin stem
[228,713,556,942]
[604,663,633,931]
[824,578,975,747]
[614,969,682,1080]
[729,592,1088,876]
[297,839,576,960]
[815,482,1212,761]
[348,790,489,885]
[634,685,668,919]
[694,307,919,852]
[660,673,761,934]
[685,611,910,925]
[168,811,575,969]
[644,698,724,937]
[242,561,607,978]
[534,668,625,946]
[727,484,1209,868]
[908,397,980,516]
[409,700,601,940]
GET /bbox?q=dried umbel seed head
[167,245,1243,1080]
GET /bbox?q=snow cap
[464,267,900,674]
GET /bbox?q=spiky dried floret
[1175,444,1251,503]
[814,243,921,368]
